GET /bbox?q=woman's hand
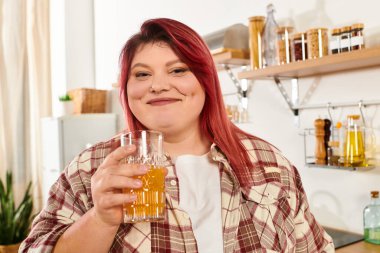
[90,145,148,228]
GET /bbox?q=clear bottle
[363,191,380,244]
[262,4,279,67]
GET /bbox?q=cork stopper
[371,191,379,198]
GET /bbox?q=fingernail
[134,180,142,187]
[139,165,148,172]
[129,194,137,201]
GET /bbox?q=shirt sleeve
[19,153,93,253]
[292,166,335,253]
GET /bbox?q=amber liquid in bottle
[123,165,166,222]
[343,130,365,167]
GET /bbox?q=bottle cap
[341,26,351,33]
[351,23,364,30]
[248,16,265,22]
[331,28,341,35]
[371,191,379,198]
[347,114,360,120]
[328,141,339,147]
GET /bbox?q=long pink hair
[119,18,255,187]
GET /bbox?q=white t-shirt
[174,153,223,253]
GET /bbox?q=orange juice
[123,165,166,222]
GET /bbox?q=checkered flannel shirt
[20,134,334,252]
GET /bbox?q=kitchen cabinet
[41,113,118,204]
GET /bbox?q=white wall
[88,0,380,234]
[50,0,96,116]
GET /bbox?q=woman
[20,18,334,253]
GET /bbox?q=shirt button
[170,180,177,186]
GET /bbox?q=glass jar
[330,28,341,54]
[248,16,265,70]
[307,28,329,59]
[351,23,365,50]
[340,26,351,52]
[292,32,307,61]
[327,141,340,166]
[340,114,366,167]
[277,26,293,64]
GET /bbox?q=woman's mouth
[147,98,181,106]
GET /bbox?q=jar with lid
[277,26,293,64]
[340,114,365,167]
[340,26,351,52]
[292,32,307,61]
[351,23,365,50]
[248,16,265,69]
[307,28,329,59]
[327,141,340,166]
[330,28,341,54]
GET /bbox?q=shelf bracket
[273,77,299,116]
[222,64,250,110]
[222,64,242,97]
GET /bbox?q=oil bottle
[341,114,365,167]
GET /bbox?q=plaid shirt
[20,135,334,253]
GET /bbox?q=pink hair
[119,18,255,187]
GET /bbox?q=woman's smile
[147,97,181,106]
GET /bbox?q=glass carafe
[340,114,365,167]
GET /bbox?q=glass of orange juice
[121,130,166,223]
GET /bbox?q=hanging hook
[326,102,333,122]
[358,100,367,126]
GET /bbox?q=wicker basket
[68,88,107,114]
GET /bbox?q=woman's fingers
[101,145,136,167]
[98,193,137,209]
[99,174,143,191]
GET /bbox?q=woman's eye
[171,68,189,75]
[135,72,151,79]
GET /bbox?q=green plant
[58,93,72,102]
[0,171,33,245]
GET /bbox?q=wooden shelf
[212,49,250,70]
[238,46,380,80]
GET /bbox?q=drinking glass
[121,130,166,223]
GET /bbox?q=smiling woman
[127,42,206,141]
[20,18,334,253]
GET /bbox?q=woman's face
[127,42,205,136]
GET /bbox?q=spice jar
[351,23,365,50]
[307,28,328,59]
[330,28,341,54]
[292,32,307,61]
[248,16,265,70]
[277,26,293,64]
[340,26,351,52]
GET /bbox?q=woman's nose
[150,74,170,93]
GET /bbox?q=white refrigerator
[41,113,119,204]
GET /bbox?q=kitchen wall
[55,0,380,234]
